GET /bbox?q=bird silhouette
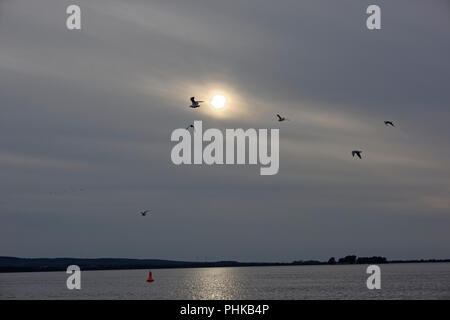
[384,121,395,127]
[140,210,150,216]
[276,114,287,122]
[352,150,363,159]
[49,187,85,196]
[189,97,204,108]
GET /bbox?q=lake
[1,263,449,299]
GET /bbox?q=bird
[189,97,204,108]
[276,114,287,122]
[186,124,195,131]
[49,187,85,196]
[352,150,363,159]
[384,121,395,127]
[140,210,150,216]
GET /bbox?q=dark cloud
[0,0,449,261]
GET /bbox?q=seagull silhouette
[50,187,85,196]
[276,114,287,122]
[384,121,395,127]
[140,210,150,216]
[189,97,204,108]
[352,150,363,159]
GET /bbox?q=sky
[0,0,449,262]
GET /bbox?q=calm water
[1,263,449,299]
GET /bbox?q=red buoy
[146,271,154,282]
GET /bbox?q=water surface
[1,263,449,299]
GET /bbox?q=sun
[211,94,226,109]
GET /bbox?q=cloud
[0,0,449,260]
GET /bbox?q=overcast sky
[0,0,449,262]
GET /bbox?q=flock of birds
[49,188,85,196]
[188,96,396,160]
[351,121,395,159]
[122,97,398,217]
[49,97,397,218]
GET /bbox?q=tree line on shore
[2,255,449,273]
[292,255,388,265]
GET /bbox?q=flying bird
[352,150,363,159]
[189,97,204,108]
[140,210,150,216]
[49,187,85,196]
[384,121,395,127]
[276,114,287,122]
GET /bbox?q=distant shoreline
[1,256,449,273]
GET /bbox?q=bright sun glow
[211,94,226,109]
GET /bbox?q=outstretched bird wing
[352,151,362,159]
